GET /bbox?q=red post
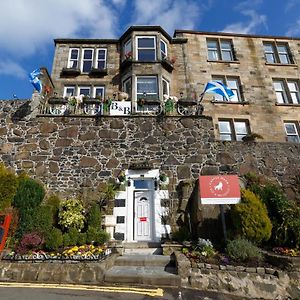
[0,214,12,252]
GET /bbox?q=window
[207,39,235,61]
[136,36,156,61]
[67,48,79,68]
[122,77,132,100]
[81,49,94,72]
[123,39,132,60]
[115,199,126,207]
[212,76,242,102]
[96,49,107,69]
[162,78,170,97]
[160,40,167,58]
[63,86,75,97]
[263,42,293,64]
[116,216,125,224]
[273,79,300,104]
[284,122,300,143]
[63,86,105,98]
[218,119,249,141]
[136,76,158,99]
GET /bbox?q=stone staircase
[104,244,180,287]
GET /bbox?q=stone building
[1,26,300,243]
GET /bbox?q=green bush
[45,194,61,225]
[77,232,87,246]
[68,227,79,245]
[172,226,191,242]
[63,233,71,247]
[87,204,101,228]
[0,163,18,211]
[226,238,263,262]
[58,198,85,231]
[231,189,272,245]
[86,226,109,245]
[33,205,53,235]
[13,176,45,211]
[45,228,63,251]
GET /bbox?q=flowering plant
[272,247,300,257]
[125,51,132,59]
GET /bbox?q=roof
[174,29,300,41]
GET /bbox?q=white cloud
[285,0,300,12]
[0,0,119,57]
[286,19,300,36]
[130,0,206,35]
[0,60,27,79]
[111,0,127,7]
[222,10,267,34]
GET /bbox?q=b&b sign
[110,101,131,116]
[199,175,241,205]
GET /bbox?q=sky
[0,0,300,99]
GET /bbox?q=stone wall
[1,99,300,208]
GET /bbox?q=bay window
[136,36,156,61]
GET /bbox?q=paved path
[0,282,250,300]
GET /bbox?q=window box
[60,67,81,77]
[82,97,102,104]
[48,97,68,105]
[89,67,108,77]
[120,57,133,70]
[161,57,174,72]
[177,99,197,106]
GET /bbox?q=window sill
[265,62,296,67]
[207,59,239,64]
[211,100,249,105]
[276,103,300,107]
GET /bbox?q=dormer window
[136,36,156,61]
[160,40,167,58]
[67,48,79,68]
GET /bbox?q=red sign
[139,217,147,222]
[0,214,12,252]
[199,175,240,204]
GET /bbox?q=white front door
[134,190,152,241]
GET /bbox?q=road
[0,282,250,300]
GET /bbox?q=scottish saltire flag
[203,81,234,101]
[29,68,42,93]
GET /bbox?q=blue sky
[0,0,300,99]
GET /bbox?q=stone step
[115,254,175,267]
[124,247,163,255]
[104,266,181,287]
[122,242,162,249]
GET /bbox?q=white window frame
[63,86,76,97]
[160,39,167,58]
[207,39,235,61]
[136,36,156,61]
[218,119,249,141]
[136,76,158,112]
[67,48,79,69]
[93,86,105,99]
[78,86,91,97]
[162,78,170,97]
[284,122,300,143]
[263,42,292,64]
[212,76,242,102]
[122,77,132,100]
[273,79,300,104]
[81,48,94,73]
[123,39,132,60]
[95,48,107,69]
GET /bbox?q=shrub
[77,232,87,246]
[86,226,109,245]
[45,228,63,251]
[0,163,18,211]
[226,238,263,262]
[13,176,45,211]
[58,198,85,231]
[33,205,53,235]
[194,238,215,258]
[68,227,79,245]
[16,232,44,254]
[63,233,71,247]
[45,194,61,225]
[172,226,191,242]
[231,189,272,245]
[87,203,101,228]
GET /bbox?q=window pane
[219,121,231,133]
[137,77,157,94]
[208,50,219,60]
[95,87,104,98]
[207,40,218,48]
[264,44,274,52]
[79,87,90,96]
[83,61,92,72]
[222,50,232,61]
[70,49,78,59]
[279,54,289,64]
[220,134,232,141]
[83,50,93,59]
[160,40,167,56]
[277,45,287,54]
[133,179,153,189]
[162,79,169,96]
[234,122,247,134]
[65,87,75,97]
[98,49,106,60]
[266,53,275,63]
[221,41,231,49]
[287,135,300,143]
[273,81,284,91]
[138,38,155,48]
[285,123,297,134]
[138,49,155,61]
[97,61,105,69]
[287,81,298,92]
